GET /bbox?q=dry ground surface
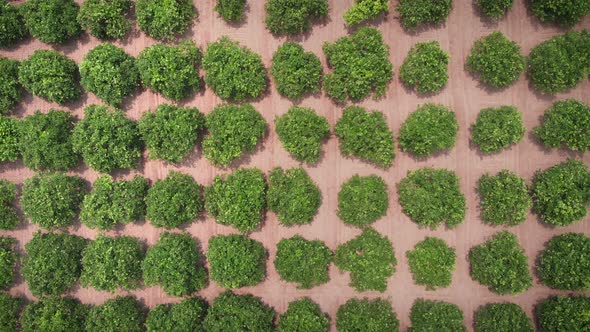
[1,0,590,331]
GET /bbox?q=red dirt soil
[1,0,590,331]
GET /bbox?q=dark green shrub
[215,0,246,22]
[207,234,266,289]
[0,237,16,289]
[19,0,81,44]
[146,171,203,229]
[136,0,195,41]
[0,116,19,162]
[334,228,396,292]
[397,168,466,229]
[0,57,21,114]
[476,0,514,19]
[535,295,590,332]
[470,106,525,154]
[400,41,449,94]
[137,41,202,101]
[139,104,205,163]
[203,37,267,101]
[475,303,533,332]
[534,99,590,152]
[22,232,87,296]
[278,298,329,332]
[20,172,86,230]
[77,0,132,39]
[275,106,329,163]
[336,298,398,332]
[530,0,590,27]
[469,231,532,294]
[204,291,275,332]
[80,175,148,230]
[143,232,207,296]
[265,0,328,35]
[0,293,21,332]
[0,1,27,47]
[334,106,395,168]
[72,104,142,173]
[323,27,393,102]
[19,109,78,171]
[18,50,81,104]
[337,175,388,227]
[86,296,144,332]
[467,32,526,89]
[274,235,332,289]
[531,159,590,226]
[203,104,266,167]
[0,180,18,230]
[206,168,267,232]
[146,297,208,332]
[80,235,144,292]
[80,43,139,106]
[406,237,456,290]
[397,0,453,29]
[408,299,466,332]
[399,104,458,157]
[344,0,389,26]
[270,42,322,100]
[537,233,590,291]
[528,31,590,94]
[267,167,321,226]
[20,297,87,332]
[477,170,531,226]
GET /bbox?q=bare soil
[1,1,590,331]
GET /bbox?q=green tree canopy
[215,0,247,22]
[474,303,533,332]
[20,297,87,332]
[397,0,453,29]
[336,298,399,332]
[337,175,388,228]
[86,296,145,332]
[535,295,590,332]
[344,0,389,26]
[278,298,329,332]
[0,57,22,114]
[0,236,16,289]
[400,41,449,94]
[275,106,329,164]
[19,0,81,44]
[530,0,590,27]
[534,99,590,152]
[270,42,322,100]
[267,167,321,226]
[77,0,132,39]
[470,106,525,154]
[406,237,456,290]
[146,297,208,332]
[274,235,332,289]
[0,180,19,230]
[265,0,328,35]
[0,293,21,332]
[136,0,195,41]
[0,115,19,162]
[477,170,531,226]
[475,0,514,19]
[537,233,590,291]
[204,291,275,332]
[408,299,466,332]
[0,1,27,47]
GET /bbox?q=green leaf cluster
[19,0,81,44]
[0,115,19,162]
[531,159,590,226]
[18,50,81,104]
[0,293,21,332]
[139,104,205,163]
[397,168,466,229]
[337,175,388,227]
[344,0,389,26]
[537,232,590,291]
[0,57,21,114]
[397,0,453,30]
[22,232,87,296]
[475,0,514,19]
[400,41,449,94]
[215,0,246,22]
[207,234,266,289]
[204,291,275,332]
[275,106,329,164]
[336,298,399,332]
[270,42,322,100]
[470,106,525,154]
[530,0,590,27]
[408,299,466,332]
[267,167,321,226]
[0,180,18,230]
[469,231,532,294]
[264,0,328,35]
[398,103,458,157]
[86,296,145,332]
[146,297,208,332]
[20,297,87,332]
[77,0,132,40]
[474,303,533,332]
[477,170,531,226]
[274,235,332,289]
[0,237,16,289]
[406,237,456,290]
[0,1,27,47]
[20,172,86,230]
[334,106,395,168]
[334,228,396,292]
[323,27,393,102]
[278,298,329,332]
[535,295,590,332]
[136,0,195,41]
[146,171,203,229]
[534,99,590,152]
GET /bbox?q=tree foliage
[72,104,142,173]
[469,231,532,294]
[77,0,132,40]
[400,41,449,94]
[530,0,590,27]
[474,303,533,332]
[267,167,321,226]
[0,237,16,289]
[19,0,81,44]
[323,27,393,102]
[278,298,329,332]
[344,0,389,26]
[139,104,205,163]
[206,168,267,232]
[275,106,329,164]
[535,295,590,332]
[0,293,21,332]
[19,50,81,104]
[334,228,396,292]
[534,99,590,152]
[207,234,266,289]
[146,297,208,332]
[146,171,203,229]
[467,31,526,89]
[0,180,18,230]
[137,41,202,101]
[531,159,590,226]
[475,0,514,19]
[337,175,388,228]
[397,0,453,29]
[264,0,328,35]
[397,168,466,229]
[80,235,144,292]
[399,104,458,157]
[0,0,27,47]
[215,0,246,22]
[0,115,19,162]
[86,296,145,332]
[408,299,466,332]
[477,170,531,226]
[336,298,399,332]
[22,232,87,297]
[0,57,21,114]
[136,0,195,41]
[270,42,322,100]
[537,233,590,291]
[204,291,275,332]
[274,235,332,289]
[20,297,87,332]
[335,106,395,168]
[406,237,456,290]
[471,106,525,154]
[20,172,86,230]
[19,109,79,171]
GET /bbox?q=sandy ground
[1,0,590,330]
